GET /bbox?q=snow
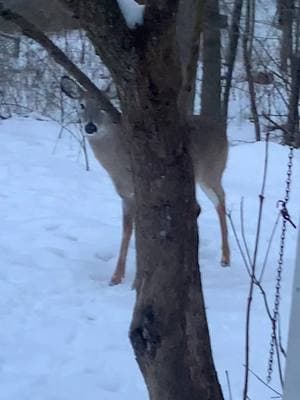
[116,0,145,29]
[0,117,299,399]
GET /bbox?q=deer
[60,75,230,286]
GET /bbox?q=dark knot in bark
[130,305,161,359]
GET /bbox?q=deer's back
[87,115,228,200]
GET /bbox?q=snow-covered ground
[0,117,299,399]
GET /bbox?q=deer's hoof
[220,259,230,267]
[109,274,124,286]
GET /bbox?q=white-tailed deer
[60,76,230,285]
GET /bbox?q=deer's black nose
[85,122,98,134]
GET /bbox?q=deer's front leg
[109,199,134,286]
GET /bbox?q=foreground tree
[1,1,224,398]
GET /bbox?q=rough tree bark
[0,0,76,32]
[277,0,295,73]
[287,55,300,146]
[177,0,203,115]
[222,0,244,123]
[243,0,261,141]
[1,1,224,398]
[57,1,224,399]
[201,0,222,121]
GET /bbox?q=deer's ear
[60,76,84,99]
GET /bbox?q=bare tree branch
[243,133,270,400]
[58,0,132,78]
[0,3,121,122]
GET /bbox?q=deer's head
[60,75,106,136]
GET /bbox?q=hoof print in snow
[45,247,65,258]
[44,224,60,232]
[95,252,114,262]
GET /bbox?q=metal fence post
[283,217,300,400]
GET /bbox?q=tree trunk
[177,0,203,115]
[123,60,223,400]
[222,0,244,123]
[120,11,223,398]
[201,0,222,121]
[277,0,295,73]
[243,0,261,141]
[128,99,223,399]
[286,55,300,147]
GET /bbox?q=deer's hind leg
[109,198,134,286]
[199,181,230,267]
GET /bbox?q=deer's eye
[80,103,85,110]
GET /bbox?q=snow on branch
[116,0,145,29]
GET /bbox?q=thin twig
[229,210,285,395]
[262,113,290,136]
[278,317,287,358]
[78,123,90,171]
[246,366,282,396]
[274,331,285,388]
[227,211,251,276]
[1,101,81,141]
[240,197,253,266]
[225,370,233,400]
[259,212,281,282]
[243,134,270,400]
